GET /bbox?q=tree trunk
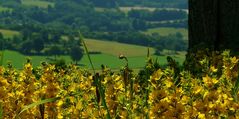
[189,0,239,54]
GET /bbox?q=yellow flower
[76,101,83,110]
[229,107,235,111]
[57,113,63,119]
[203,75,210,84]
[57,100,64,107]
[203,90,209,99]
[193,85,202,94]
[208,102,215,108]
[165,80,173,88]
[68,84,76,92]
[0,78,9,86]
[181,96,189,105]
[198,112,206,119]
[231,56,239,64]
[210,66,218,72]
[7,93,14,97]
[212,78,218,84]
[115,82,123,90]
[16,90,24,97]
[115,75,122,81]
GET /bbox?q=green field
[21,0,54,8]
[0,29,20,38]
[0,6,12,12]
[144,27,188,40]
[1,50,185,70]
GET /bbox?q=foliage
[0,0,188,56]
[0,51,239,118]
[128,9,187,22]
[69,46,83,64]
[117,0,188,9]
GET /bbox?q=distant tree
[0,32,3,39]
[11,35,21,49]
[20,40,33,54]
[155,45,164,55]
[33,37,44,54]
[132,19,147,30]
[21,28,32,41]
[48,45,63,60]
[0,33,4,50]
[40,30,49,42]
[51,33,61,43]
[70,46,84,64]
[91,0,117,8]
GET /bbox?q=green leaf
[17,97,60,117]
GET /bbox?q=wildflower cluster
[0,51,239,118]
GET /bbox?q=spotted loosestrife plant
[0,50,238,118]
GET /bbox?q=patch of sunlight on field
[119,7,188,13]
[0,29,20,38]
[119,7,156,13]
[84,39,155,57]
[21,0,54,8]
[144,27,188,40]
[0,6,12,12]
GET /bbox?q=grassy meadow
[21,0,54,8]
[1,50,185,70]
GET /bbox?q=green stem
[0,102,3,119]
[0,50,4,66]
[95,74,111,119]
[79,33,95,74]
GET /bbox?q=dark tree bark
[189,0,239,53]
